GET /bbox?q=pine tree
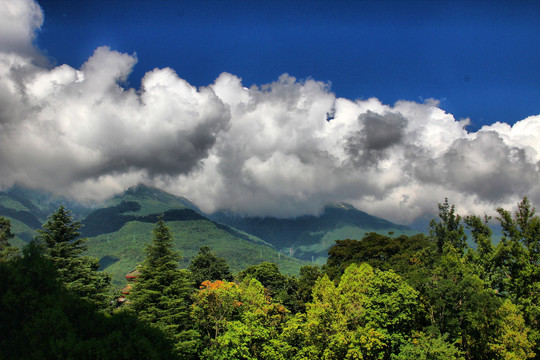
[129,217,197,357]
[37,206,111,309]
[0,217,19,261]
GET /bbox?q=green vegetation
[210,202,417,262]
[85,219,306,285]
[128,217,198,358]
[0,217,19,261]
[0,189,538,359]
[189,246,234,287]
[0,242,176,360]
[36,206,111,310]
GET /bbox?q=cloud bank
[1,0,539,224]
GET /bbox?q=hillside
[0,186,95,246]
[210,203,418,263]
[0,184,419,283]
[0,185,306,285]
[81,185,307,284]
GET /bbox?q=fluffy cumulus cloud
[1,0,540,223]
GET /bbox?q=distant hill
[209,203,418,263]
[0,186,97,246]
[0,184,420,284]
[0,185,307,285]
[83,185,310,285]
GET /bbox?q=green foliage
[280,263,419,359]
[429,198,467,254]
[487,197,540,358]
[393,332,464,360]
[0,242,177,360]
[325,233,431,280]
[487,299,535,359]
[412,197,539,360]
[463,214,495,284]
[193,278,289,360]
[295,265,323,312]
[494,197,540,328]
[0,216,19,261]
[128,218,196,357]
[237,261,299,312]
[36,206,111,309]
[189,246,233,287]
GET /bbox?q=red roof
[125,269,140,280]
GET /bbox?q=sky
[1,0,540,225]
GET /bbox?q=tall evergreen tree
[0,217,19,261]
[37,206,110,309]
[128,217,197,358]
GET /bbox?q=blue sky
[1,0,540,223]
[36,0,540,130]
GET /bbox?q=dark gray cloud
[441,131,539,201]
[346,111,408,166]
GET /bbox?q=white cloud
[0,0,539,224]
[0,0,43,57]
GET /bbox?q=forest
[0,197,538,359]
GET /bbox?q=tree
[36,206,110,309]
[193,278,289,360]
[192,280,242,343]
[464,214,495,285]
[488,299,535,359]
[236,261,298,311]
[295,265,323,312]
[282,263,419,359]
[0,217,19,261]
[0,242,177,360]
[188,246,233,287]
[325,233,431,281]
[393,332,464,360]
[493,197,539,350]
[128,217,197,357]
[429,198,467,254]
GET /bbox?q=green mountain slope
[0,186,100,247]
[0,190,46,246]
[209,203,419,263]
[0,184,419,283]
[0,185,307,285]
[80,185,307,284]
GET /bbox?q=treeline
[0,198,538,359]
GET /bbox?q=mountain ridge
[0,184,418,282]
[209,201,415,262]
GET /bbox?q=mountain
[0,184,417,284]
[209,203,418,263]
[69,185,306,284]
[0,186,97,246]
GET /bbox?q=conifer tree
[37,206,111,309]
[129,217,197,357]
[0,217,19,261]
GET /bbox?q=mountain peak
[324,202,357,211]
[118,184,201,214]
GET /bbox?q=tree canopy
[36,206,110,309]
[2,197,539,359]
